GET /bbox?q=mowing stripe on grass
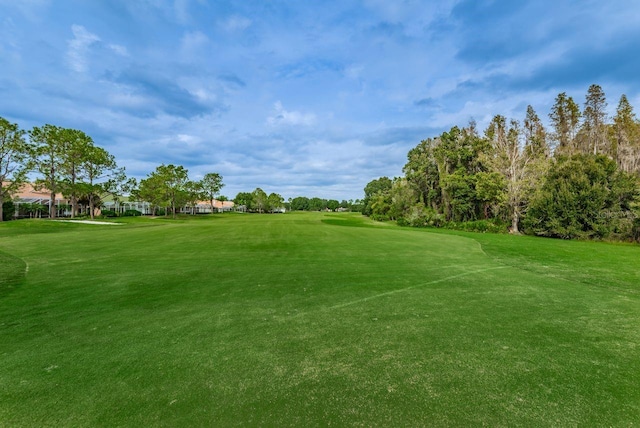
[3,214,639,426]
[330,265,508,310]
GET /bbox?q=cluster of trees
[288,196,361,212]
[0,119,127,221]
[0,117,226,221]
[233,189,284,213]
[135,167,224,218]
[231,193,363,213]
[364,84,640,240]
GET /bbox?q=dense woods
[364,84,640,241]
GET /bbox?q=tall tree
[549,92,581,154]
[581,84,608,155]
[200,172,224,213]
[29,124,65,219]
[82,145,116,219]
[233,192,254,212]
[184,180,203,215]
[611,94,640,174]
[389,178,416,221]
[484,116,535,233]
[475,171,506,219]
[327,199,340,211]
[59,128,95,217]
[523,105,548,158]
[369,191,392,220]
[290,196,310,211]
[0,117,32,222]
[363,176,393,216]
[267,192,284,212]
[139,164,190,218]
[403,138,441,210]
[252,188,268,213]
[433,125,488,221]
[137,173,167,216]
[161,164,189,218]
[308,197,328,211]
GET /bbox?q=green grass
[1,212,639,426]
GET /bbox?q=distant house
[101,195,152,215]
[5,182,235,218]
[101,196,235,215]
[178,200,235,214]
[5,182,70,218]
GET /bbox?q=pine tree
[523,105,548,157]
[29,125,66,219]
[581,84,608,155]
[549,92,581,154]
[612,94,640,174]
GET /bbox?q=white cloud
[221,15,252,32]
[267,101,317,127]
[66,24,100,73]
[107,92,151,109]
[190,87,216,102]
[176,133,200,147]
[108,43,129,57]
[173,0,191,25]
[0,0,50,21]
[180,30,209,54]
[344,65,364,80]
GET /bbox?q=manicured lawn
[1,212,639,426]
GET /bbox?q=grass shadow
[321,213,393,228]
[0,250,27,297]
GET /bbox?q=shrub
[449,219,507,234]
[2,201,15,221]
[396,217,410,227]
[101,210,118,218]
[122,209,142,217]
[370,213,390,222]
[523,154,638,240]
[632,217,640,243]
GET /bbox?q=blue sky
[2,0,639,200]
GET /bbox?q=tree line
[363,84,640,241]
[288,196,362,212]
[0,118,226,220]
[0,116,353,220]
[231,192,362,213]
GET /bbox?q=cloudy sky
[2,0,640,200]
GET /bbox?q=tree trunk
[0,194,4,222]
[50,191,56,219]
[71,169,77,218]
[511,209,520,234]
